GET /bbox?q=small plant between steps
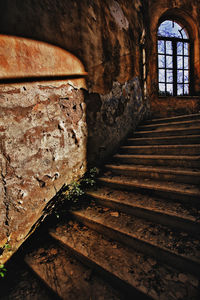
[55,167,98,218]
[21,168,99,244]
[0,242,12,279]
[0,264,7,278]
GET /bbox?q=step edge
[49,229,154,300]
[105,164,200,176]
[114,154,200,160]
[134,126,200,135]
[71,211,200,277]
[86,191,199,225]
[98,177,200,197]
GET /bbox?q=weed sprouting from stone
[54,167,99,218]
[0,264,7,278]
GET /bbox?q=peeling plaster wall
[0,0,150,262]
[85,77,146,165]
[0,80,87,262]
[0,0,150,165]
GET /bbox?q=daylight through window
[157,20,190,96]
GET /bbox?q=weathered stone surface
[0,35,86,78]
[150,96,200,118]
[0,0,147,92]
[0,0,149,262]
[25,242,123,300]
[0,81,87,263]
[86,77,148,165]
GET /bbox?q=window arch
[157,20,191,96]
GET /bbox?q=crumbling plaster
[0,0,149,263]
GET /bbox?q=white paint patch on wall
[109,0,129,30]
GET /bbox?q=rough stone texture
[0,80,87,263]
[1,261,54,300]
[51,222,200,300]
[0,35,86,78]
[147,0,200,117]
[25,242,123,300]
[150,96,200,118]
[0,0,147,92]
[0,0,150,262]
[85,77,148,165]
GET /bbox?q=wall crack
[1,170,10,238]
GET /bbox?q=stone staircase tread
[49,223,199,300]
[105,163,200,175]
[98,175,200,197]
[143,113,200,125]
[86,187,200,224]
[121,144,200,150]
[127,134,200,142]
[114,154,200,161]
[120,144,200,155]
[25,242,122,300]
[138,119,200,131]
[134,126,200,135]
[126,135,200,146]
[71,205,200,275]
[23,113,200,300]
[113,154,200,168]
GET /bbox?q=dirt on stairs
[3,113,200,300]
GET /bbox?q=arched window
[157,20,190,96]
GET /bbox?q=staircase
[25,113,200,300]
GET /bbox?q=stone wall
[85,77,147,165]
[0,36,88,263]
[0,0,149,263]
[0,0,151,167]
[149,96,200,118]
[0,80,87,263]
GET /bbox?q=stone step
[133,127,200,138]
[105,164,200,185]
[138,119,200,131]
[113,154,200,168]
[71,205,200,277]
[126,135,200,146]
[86,187,200,235]
[143,113,200,125]
[25,240,122,300]
[120,144,200,155]
[50,222,199,300]
[1,258,55,300]
[97,175,200,203]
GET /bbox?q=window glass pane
[177,70,183,83]
[177,42,183,55]
[177,56,183,69]
[166,55,173,68]
[184,84,189,95]
[177,84,184,95]
[166,70,173,82]
[184,43,189,55]
[184,71,189,83]
[158,20,188,39]
[158,55,165,68]
[181,29,188,39]
[159,69,165,82]
[184,56,189,69]
[159,83,165,94]
[166,41,172,54]
[166,84,173,95]
[158,40,165,54]
[157,20,190,96]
